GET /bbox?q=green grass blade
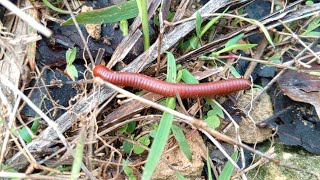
[206,148,213,180]
[142,97,176,180]
[196,11,202,38]
[200,8,228,37]
[250,19,275,47]
[42,0,69,14]
[215,44,257,55]
[71,129,85,180]
[63,1,138,25]
[166,52,177,83]
[171,124,192,161]
[225,33,244,48]
[142,52,177,179]
[218,150,238,180]
[136,0,150,50]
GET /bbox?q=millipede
[93,65,251,98]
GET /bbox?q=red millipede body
[93,65,251,98]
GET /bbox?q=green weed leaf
[218,151,238,180]
[229,65,241,78]
[123,160,137,180]
[123,140,133,154]
[133,135,150,154]
[180,69,199,84]
[118,124,128,134]
[171,124,192,161]
[66,64,78,81]
[205,114,220,129]
[66,47,77,65]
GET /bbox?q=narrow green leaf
[137,0,150,50]
[20,116,40,143]
[171,124,192,161]
[142,97,176,179]
[177,70,183,82]
[190,36,198,49]
[229,65,241,78]
[207,58,241,78]
[309,71,320,76]
[305,31,320,36]
[250,19,274,47]
[30,118,39,133]
[71,129,85,180]
[42,0,69,14]
[216,44,257,55]
[166,52,177,83]
[196,12,202,38]
[181,69,199,84]
[218,151,238,180]
[205,99,224,118]
[206,149,213,180]
[63,1,138,25]
[302,16,320,35]
[225,33,244,48]
[268,53,281,64]
[200,8,228,37]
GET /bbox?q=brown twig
[244,38,269,79]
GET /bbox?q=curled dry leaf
[278,63,320,117]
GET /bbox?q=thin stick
[244,38,269,79]
[0,0,52,37]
